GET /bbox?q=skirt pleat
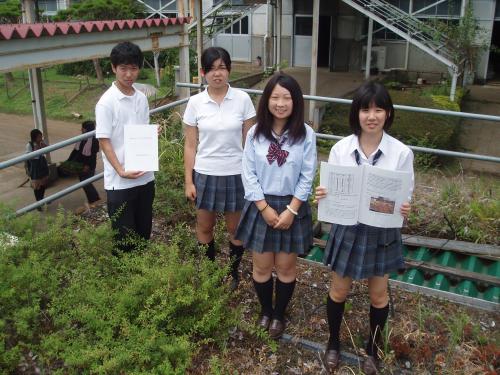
[323,223,404,280]
[194,171,244,212]
[236,194,313,254]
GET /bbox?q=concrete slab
[0,113,106,214]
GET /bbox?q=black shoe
[268,318,285,339]
[324,349,340,372]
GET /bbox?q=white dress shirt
[242,124,317,202]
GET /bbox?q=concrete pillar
[23,0,51,162]
[308,0,320,128]
[276,0,282,71]
[196,0,203,81]
[178,0,190,101]
[365,18,373,80]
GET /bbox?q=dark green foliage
[0,0,20,23]
[319,88,462,169]
[53,0,145,22]
[0,208,237,373]
[153,113,195,224]
[56,59,112,77]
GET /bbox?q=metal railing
[2,84,499,216]
[1,99,188,216]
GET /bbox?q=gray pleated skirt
[235,194,313,254]
[323,223,405,280]
[194,171,245,212]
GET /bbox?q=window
[221,16,249,35]
[295,16,312,36]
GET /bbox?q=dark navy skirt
[323,224,405,280]
[235,194,313,254]
[194,171,245,212]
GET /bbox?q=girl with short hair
[316,81,414,374]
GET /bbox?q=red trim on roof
[0,17,191,41]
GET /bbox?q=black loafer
[324,349,340,372]
[268,318,285,339]
[257,314,271,330]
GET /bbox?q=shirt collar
[111,82,136,100]
[350,131,388,159]
[201,84,233,104]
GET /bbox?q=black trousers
[79,169,100,204]
[106,180,155,251]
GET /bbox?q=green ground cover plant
[0,208,238,373]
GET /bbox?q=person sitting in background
[75,120,101,207]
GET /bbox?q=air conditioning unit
[361,46,386,71]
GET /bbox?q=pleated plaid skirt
[235,194,313,254]
[323,223,405,280]
[194,171,245,212]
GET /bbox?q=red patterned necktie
[266,140,289,167]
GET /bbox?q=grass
[410,169,499,244]
[0,67,258,123]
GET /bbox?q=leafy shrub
[0,207,237,373]
[56,59,112,77]
[153,112,195,224]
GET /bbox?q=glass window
[295,16,312,36]
[241,16,249,34]
[232,21,240,34]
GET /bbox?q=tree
[54,0,145,83]
[0,0,22,84]
[0,0,20,23]
[430,2,489,85]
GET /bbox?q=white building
[37,0,500,83]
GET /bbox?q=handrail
[2,84,499,216]
[176,82,500,122]
[316,134,500,163]
[3,98,190,215]
[15,173,104,216]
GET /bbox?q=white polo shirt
[328,132,414,200]
[183,85,256,176]
[95,82,155,190]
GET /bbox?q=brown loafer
[324,349,340,372]
[268,318,285,339]
[257,314,271,330]
[362,355,378,375]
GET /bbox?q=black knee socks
[199,239,215,261]
[34,187,45,201]
[229,242,244,280]
[366,304,389,358]
[327,295,345,351]
[253,277,274,317]
[273,278,296,322]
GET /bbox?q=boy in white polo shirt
[95,41,155,252]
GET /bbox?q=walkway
[255,68,367,115]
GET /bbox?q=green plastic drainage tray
[306,233,500,310]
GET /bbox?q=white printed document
[318,162,411,228]
[124,124,159,172]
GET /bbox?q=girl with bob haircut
[316,81,413,374]
[236,73,317,339]
[183,47,256,290]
